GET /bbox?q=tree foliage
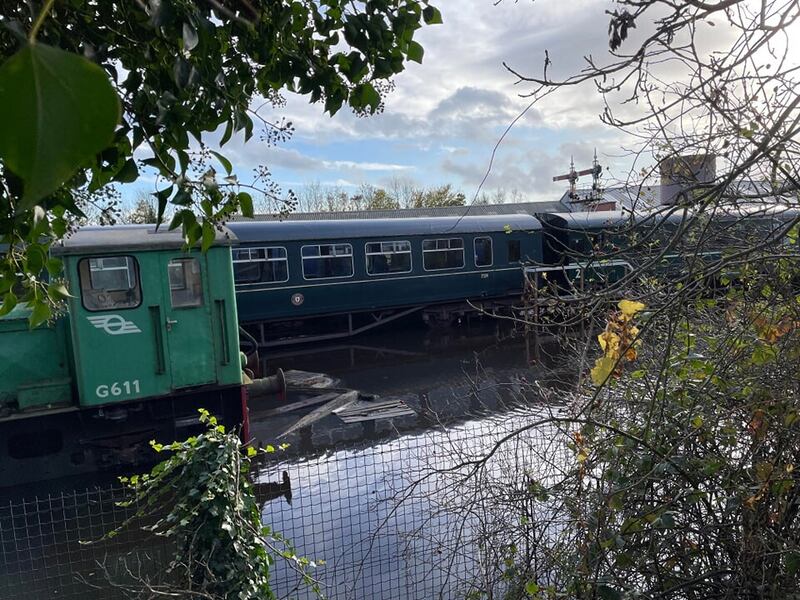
[0,0,440,325]
[292,180,468,212]
[123,193,159,225]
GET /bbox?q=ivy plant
[105,409,319,599]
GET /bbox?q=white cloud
[265,148,412,172]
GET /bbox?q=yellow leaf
[618,299,646,316]
[591,355,616,386]
[598,331,620,355]
[246,446,257,457]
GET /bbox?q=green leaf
[47,282,72,302]
[200,220,216,252]
[113,159,139,183]
[29,298,51,328]
[352,82,380,112]
[407,40,424,63]
[154,186,173,227]
[210,150,232,175]
[238,192,254,218]
[45,257,62,276]
[0,42,120,207]
[525,580,540,596]
[423,6,443,24]
[0,292,17,317]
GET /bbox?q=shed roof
[227,214,541,243]
[51,224,236,256]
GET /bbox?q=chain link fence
[1,404,567,600]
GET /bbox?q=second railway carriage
[226,215,542,330]
[534,205,800,294]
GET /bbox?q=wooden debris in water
[333,397,416,423]
[277,391,359,438]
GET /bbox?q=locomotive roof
[51,224,237,256]
[227,214,542,243]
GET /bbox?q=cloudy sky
[124,0,746,208]
[260,0,624,204]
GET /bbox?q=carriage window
[168,258,203,307]
[302,244,353,279]
[508,240,521,263]
[366,241,412,275]
[79,256,141,312]
[422,238,464,271]
[474,237,493,267]
[232,247,288,284]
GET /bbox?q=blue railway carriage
[534,205,800,295]
[226,215,542,330]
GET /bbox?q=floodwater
[0,319,577,600]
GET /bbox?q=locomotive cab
[0,225,246,487]
[53,225,242,406]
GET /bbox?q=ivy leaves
[0,42,119,207]
[108,409,319,598]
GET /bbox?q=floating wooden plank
[278,391,359,438]
[249,392,341,420]
[334,398,416,423]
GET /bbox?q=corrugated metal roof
[234,201,565,222]
[562,183,794,210]
[227,214,541,243]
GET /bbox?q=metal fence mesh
[1,405,566,600]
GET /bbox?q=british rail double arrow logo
[87,314,141,335]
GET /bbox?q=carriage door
[161,255,216,389]
[474,236,495,296]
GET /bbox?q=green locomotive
[0,226,247,487]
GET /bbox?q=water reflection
[2,320,577,600]
[256,406,566,599]
[249,321,572,457]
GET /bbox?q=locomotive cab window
[232,247,289,284]
[168,258,203,307]
[474,237,493,267]
[423,238,464,271]
[302,244,354,279]
[366,241,412,275]
[79,256,141,311]
[507,239,521,263]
